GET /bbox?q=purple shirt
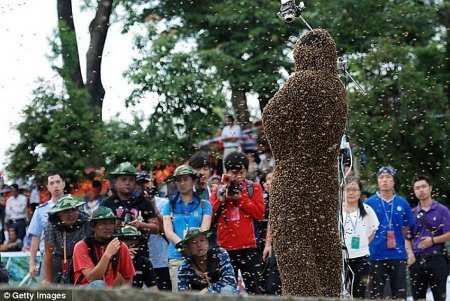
[412,201,450,256]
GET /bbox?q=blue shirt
[148,197,170,268]
[366,193,415,260]
[26,200,55,251]
[162,193,212,260]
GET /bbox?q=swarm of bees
[262,29,347,297]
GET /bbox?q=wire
[344,70,367,95]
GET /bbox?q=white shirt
[5,194,28,221]
[343,204,379,259]
[30,188,41,205]
[221,124,242,148]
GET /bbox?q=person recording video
[211,151,265,295]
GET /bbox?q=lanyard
[345,210,359,233]
[183,205,192,231]
[179,196,200,235]
[380,197,395,229]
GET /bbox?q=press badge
[351,236,360,249]
[386,230,396,249]
[226,207,240,222]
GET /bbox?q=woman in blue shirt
[162,165,212,292]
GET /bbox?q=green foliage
[309,0,438,53]
[308,0,450,198]
[124,28,226,164]
[7,0,450,201]
[349,40,450,197]
[7,82,103,185]
[121,0,298,108]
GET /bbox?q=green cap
[173,165,198,178]
[117,225,142,240]
[110,162,138,177]
[90,206,117,222]
[49,195,84,215]
[175,227,210,250]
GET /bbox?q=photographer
[136,171,158,199]
[177,228,237,294]
[210,151,265,295]
[73,207,135,288]
[189,152,212,201]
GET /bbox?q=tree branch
[57,0,84,89]
[86,0,113,119]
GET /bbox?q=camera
[220,174,241,198]
[278,0,305,23]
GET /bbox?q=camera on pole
[278,0,305,23]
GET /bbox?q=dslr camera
[220,174,241,198]
[278,0,305,23]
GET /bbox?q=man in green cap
[72,206,135,288]
[101,162,161,285]
[116,225,156,288]
[176,228,237,294]
[43,195,91,284]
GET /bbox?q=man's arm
[29,235,40,277]
[262,224,273,261]
[43,240,54,283]
[432,232,450,244]
[405,238,415,266]
[81,238,121,282]
[129,218,160,234]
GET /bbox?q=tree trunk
[230,84,251,128]
[439,5,450,110]
[57,0,84,89]
[86,0,113,121]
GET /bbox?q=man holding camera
[210,151,265,294]
[73,206,135,288]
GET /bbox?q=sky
[0,0,157,173]
[0,0,261,179]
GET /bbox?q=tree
[121,0,297,126]
[307,0,450,199]
[6,82,104,186]
[123,27,226,164]
[56,0,113,122]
